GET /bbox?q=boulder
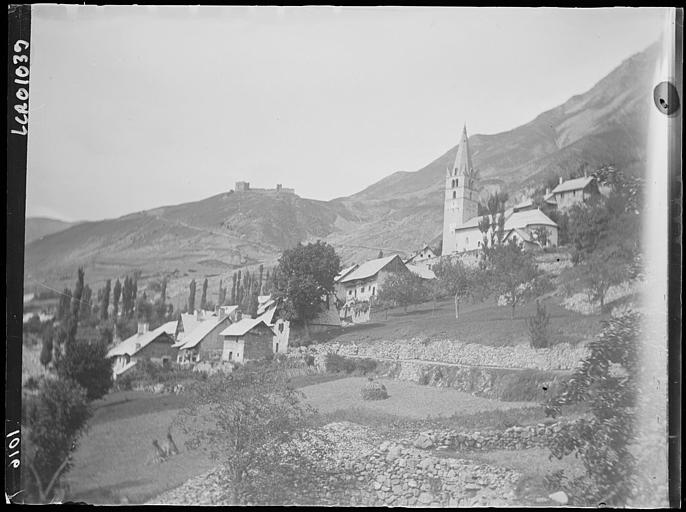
[413,433,434,449]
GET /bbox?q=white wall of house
[272,319,290,355]
[343,278,379,303]
[222,338,245,363]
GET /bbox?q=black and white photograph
[6,5,681,507]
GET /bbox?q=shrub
[324,354,377,375]
[526,300,551,349]
[304,354,315,367]
[55,338,113,401]
[22,378,92,502]
[360,378,388,400]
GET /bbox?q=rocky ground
[150,421,569,507]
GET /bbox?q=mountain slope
[25,217,79,244]
[24,43,658,292]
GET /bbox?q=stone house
[335,254,408,304]
[547,175,600,210]
[405,244,438,267]
[106,321,178,380]
[174,306,240,363]
[219,317,275,363]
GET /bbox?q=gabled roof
[551,176,595,194]
[107,321,177,358]
[180,313,202,338]
[258,306,277,326]
[335,264,359,283]
[406,264,436,280]
[175,315,230,350]
[338,255,404,284]
[220,317,271,337]
[258,295,272,305]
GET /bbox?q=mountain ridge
[24,43,658,296]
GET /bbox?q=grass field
[64,391,214,504]
[313,295,607,348]
[301,377,533,420]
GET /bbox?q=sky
[25,6,668,222]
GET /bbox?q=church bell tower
[442,124,479,254]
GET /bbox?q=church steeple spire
[452,124,474,177]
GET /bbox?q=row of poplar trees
[187,264,272,317]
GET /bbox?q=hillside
[24,43,658,297]
[24,217,79,244]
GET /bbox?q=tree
[532,226,550,248]
[377,270,428,313]
[57,289,71,322]
[200,278,208,310]
[188,279,196,313]
[231,272,238,304]
[54,337,113,401]
[488,239,540,319]
[545,310,643,506]
[22,378,92,502]
[160,277,167,304]
[112,279,121,318]
[273,241,340,337]
[218,279,226,306]
[432,257,474,319]
[100,279,111,321]
[377,249,384,259]
[40,336,53,368]
[571,246,628,310]
[174,363,327,504]
[526,300,551,348]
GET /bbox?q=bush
[360,378,388,400]
[324,354,377,375]
[55,338,113,401]
[526,300,551,348]
[22,378,92,502]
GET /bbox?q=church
[442,125,559,255]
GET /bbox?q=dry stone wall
[293,337,587,372]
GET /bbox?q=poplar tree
[201,278,208,310]
[100,279,111,321]
[112,279,121,318]
[188,279,197,313]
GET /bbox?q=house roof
[107,321,177,358]
[256,297,276,316]
[220,317,271,337]
[258,295,271,305]
[338,255,404,284]
[258,306,277,326]
[504,227,536,244]
[175,315,229,350]
[335,264,359,283]
[406,264,436,280]
[551,176,595,194]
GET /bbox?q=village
[15,6,673,507]
[19,119,655,508]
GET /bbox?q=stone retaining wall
[292,337,587,372]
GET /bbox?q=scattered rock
[549,491,569,505]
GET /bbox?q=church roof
[455,208,557,231]
[451,124,475,178]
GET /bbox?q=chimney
[137,322,149,335]
[558,176,563,185]
[545,187,551,195]
[583,169,588,178]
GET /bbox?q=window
[361,286,365,293]
[278,323,284,333]
[372,286,376,295]
[348,290,352,295]
[456,178,459,187]
[452,191,456,199]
